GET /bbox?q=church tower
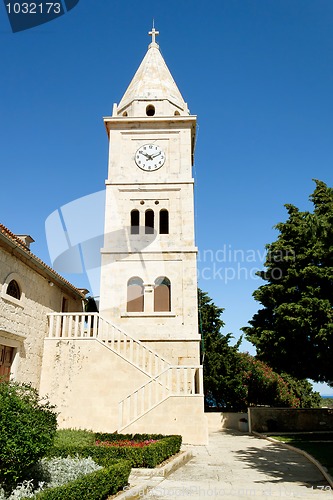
[100,28,201,368]
[98,28,207,442]
[40,28,207,445]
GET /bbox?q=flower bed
[95,439,159,448]
[48,431,182,468]
[1,431,181,499]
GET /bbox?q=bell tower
[100,28,201,366]
[40,28,207,445]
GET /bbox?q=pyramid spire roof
[117,28,187,113]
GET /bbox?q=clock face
[135,144,166,171]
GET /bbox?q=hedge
[47,433,182,468]
[23,459,130,500]
[95,432,167,442]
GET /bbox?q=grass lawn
[271,434,333,477]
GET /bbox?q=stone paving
[120,430,333,499]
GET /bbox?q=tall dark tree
[243,180,333,385]
[199,289,242,409]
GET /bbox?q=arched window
[154,277,171,312]
[127,277,144,312]
[131,209,140,234]
[6,280,21,300]
[159,209,169,234]
[145,209,154,234]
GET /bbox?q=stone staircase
[48,312,203,431]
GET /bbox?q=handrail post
[92,313,98,338]
[118,401,123,430]
[49,314,54,338]
[199,366,204,395]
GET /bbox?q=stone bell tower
[40,28,207,445]
[99,27,201,367]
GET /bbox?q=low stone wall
[249,407,333,433]
[206,412,248,432]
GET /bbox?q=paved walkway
[127,430,333,499]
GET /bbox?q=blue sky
[1,1,333,394]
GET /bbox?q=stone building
[0,224,84,386]
[39,29,208,444]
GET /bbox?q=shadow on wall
[249,407,333,433]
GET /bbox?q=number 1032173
[6,3,62,14]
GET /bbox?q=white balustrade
[47,313,170,377]
[118,365,204,430]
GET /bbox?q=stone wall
[0,246,82,389]
[39,337,208,444]
[249,407,333,433]
[124,395,208,445]
[206,412,249,432]
[39,338,150,431]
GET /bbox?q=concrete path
[129,430,333,499]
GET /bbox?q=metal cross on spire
[149,23,159,44]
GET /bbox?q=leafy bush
[280,372,321,408]
[0,381,57,489]
[0,480,44,499]
[30,456,102,489]
[239,353,301,408]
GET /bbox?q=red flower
[95,439,159,448]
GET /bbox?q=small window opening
[62,297,68,313]
[159,209,169,234]
[146,105,155,116]
[6,280,21,300]
[174,110,180,116]
[145,209,154,234]
[131,209,140,234]
[122,111,128,117]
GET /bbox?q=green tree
[235,353,300,409]
[199,289,243,409]
[321,397,333,408]
[242,180,333,384]
[84,296,99,313]
[199,289,321,410]
[279,373,321,408]
[0,380,57,489]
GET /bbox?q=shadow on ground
[217,429,328,488]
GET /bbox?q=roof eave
[0,231,85,300]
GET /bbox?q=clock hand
[140,152,151,159]
[151,151,161,158]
